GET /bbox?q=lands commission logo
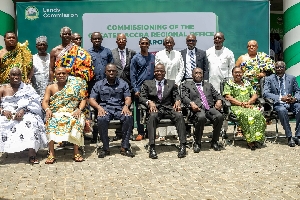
[25,6,39,20]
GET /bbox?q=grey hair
[60,26,72,36]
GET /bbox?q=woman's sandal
[73,154,84,162]
[236,127,243,137]
[29,156,39,164]
[45,156,56,164]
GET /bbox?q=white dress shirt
[155,49,184,85]
[206,46,235,92]
[185,48,196,79]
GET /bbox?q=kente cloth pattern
[46,76,88,146]
[223,79,266,143]
[55,43,94,82]
[0,82,48,153]
[240,52,275,95]
[0,41,33,84]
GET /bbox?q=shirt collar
[92,46,104,52]
[276,74,285,80]
[118,48,126,52]
[155,79,165,85]
[104,78,119,86]
[187,48,196,54]
[194,81,202,86]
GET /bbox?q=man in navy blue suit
[263,61,300,147]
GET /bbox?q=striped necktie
[190,51,196,71]
[196,83,210,110]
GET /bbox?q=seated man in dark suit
[89,63,134,158]
[181,68,224,152]
[139,64,187,159]
[263,61,300,147]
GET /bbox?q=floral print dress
[240,52,275,96]
[223,79,266,143]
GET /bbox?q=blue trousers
[274,103,300,137]
[97,110,133,151]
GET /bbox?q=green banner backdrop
[16,0,270,60]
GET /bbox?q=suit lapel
[285,75,291,94]
[113,49,122,70]
[125,48,129,66]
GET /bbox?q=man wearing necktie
[180,34,209,81]
[263,61,300,147]
[139,64,187,159]
[182,68,224,152]
[111,34,136,141]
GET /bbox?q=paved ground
[0,122,300,200]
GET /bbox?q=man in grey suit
[263,61,300,147]
[111,34,136,85]
[180,34,209,81]
[181,68,224,152]
[111,34,136,141]
[139,64,187,159]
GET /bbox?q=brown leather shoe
[135,134,144,141]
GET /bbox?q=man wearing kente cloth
[42,67,88,163]
[0,68,47,164]
[49,27,94,137]
[0,31,33,84]
[49,26,94,82]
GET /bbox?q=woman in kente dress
[223,67,266,150]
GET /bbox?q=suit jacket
[111,48,136,85]
[139,79,181,110]
[181,80,223,110]
[180,48,209,81]
[263,74,300,104]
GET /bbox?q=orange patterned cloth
[55,44,94,82]
[0,41,32,84]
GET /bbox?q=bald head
[116,33,127,49]
[10,67,21,75]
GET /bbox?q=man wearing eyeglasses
[180,34,209,81]
[263,61,300,147]
[130,37,155,141]
[111,34,136,141]
[72,33,82,46]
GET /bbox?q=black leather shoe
[178,144,186,158]
[113,135,122,141]
[288,137,296,147]
[149,147,158,159]
[120,148,135,157]
[193,143,201,153]
[221,131,228,139]
[211,142,221,151]
[293,137,300,146]
[98,150,110,158]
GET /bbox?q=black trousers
[147,108,186,145]
[192,107,224,144]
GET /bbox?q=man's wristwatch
[124,104,130,107]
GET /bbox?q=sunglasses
[73,37,82,40]
[187,39,196,42]
[140,42,149,45]
[275,65,285,69]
